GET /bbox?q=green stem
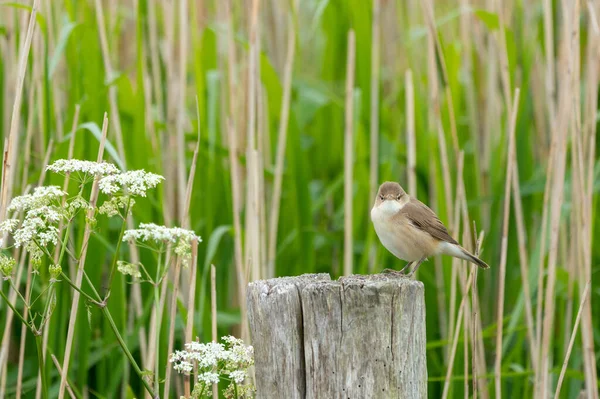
[8,278,28,306]
[35,334,48,399]
[0,287,29,327]
[101,306,157,398]
[153,251,162,396]
[59,272,101,304]
[61,267,156,397]
[234,381,239,398]
[103,199,131,300]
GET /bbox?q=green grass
[0,0,599,398]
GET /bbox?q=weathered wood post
[247,273,427,398]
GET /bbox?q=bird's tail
[440,242,490,269]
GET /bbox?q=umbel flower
[46,159,119,182]
[99,170,164,197]
[123,223,200,266]
[170,336,254,398]
[7,187,67,262]
[8,186,66,213]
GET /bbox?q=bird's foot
[381,267,412,278]
[382,268,401,274]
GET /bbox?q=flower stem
[101,306,157,397]
[103,199,131,301]
[35,334,48,399]
[0,287,28,326]
[59,272,101,304]
[62,267,157,398]
[153,250,162,396]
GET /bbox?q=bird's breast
[371,205,438,262]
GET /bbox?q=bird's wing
[397,198,458,244]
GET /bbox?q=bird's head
[373,182,409,214]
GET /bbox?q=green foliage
[0,0,598,398]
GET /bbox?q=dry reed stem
[405,69,416,196]
[163,256,183,398]
[543,0,557,120]
[246,150,262,282]
[225,0,239,136]
[147,250,172,397]
[15,257,33,398]
[20,74,37,193]
[37,140,54,186]
[343,30,356,277]
[510,154,538,369]
[58,113,109,399]
[494,87,520,399]
[420,0,459,155]
[539,1,577,393]
[211,264,218,399]
[183,239,199,397]
[227,119,248,340]
[93,0,126,163]
[427,168,448,354]
[441,267,477,399]
[175,0,189,219]
[0,0,39,231]
[51,355,76,399]
[471,230,485,399]
[553,281,591,399]
[2,247,27,397]
[369,0,381,201]
[581,4,600,394]
[456,157,488,396]
[426,29,454,226]
[267,0,296,278]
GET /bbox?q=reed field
[0,0,598,398]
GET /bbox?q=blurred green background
[0,0,598,398]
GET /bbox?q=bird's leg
[382,262,413,275]
[398,261,414,274]
[406,257,426,277]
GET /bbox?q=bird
[370,181,489,276]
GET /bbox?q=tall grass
[0,0,598,398]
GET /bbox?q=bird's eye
[396,195,402,200]
[379,195,384,200]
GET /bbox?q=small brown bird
[371,181,489,276]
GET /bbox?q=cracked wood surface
[248,273,427,399]
[247,273,331,399]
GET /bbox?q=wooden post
[247,273,427,399]
[247,273,332,399]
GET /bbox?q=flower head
[99,170,164,197]
[123,223,200,266]
[98,196,134,218]
[0,254,16,280]
[0,219,19,234]
[170,335,254,398]
[47,159,119,177]
[116,260,142,279]
[8,186,66,213]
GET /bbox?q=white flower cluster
[99,170,164,197]
[123,223,200,266]
[0,219,19,234]
[5,187,67,262]
[46,159,119,176]
[123,223,198,244]
[170,336,254,397]
[8,186,66,213]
